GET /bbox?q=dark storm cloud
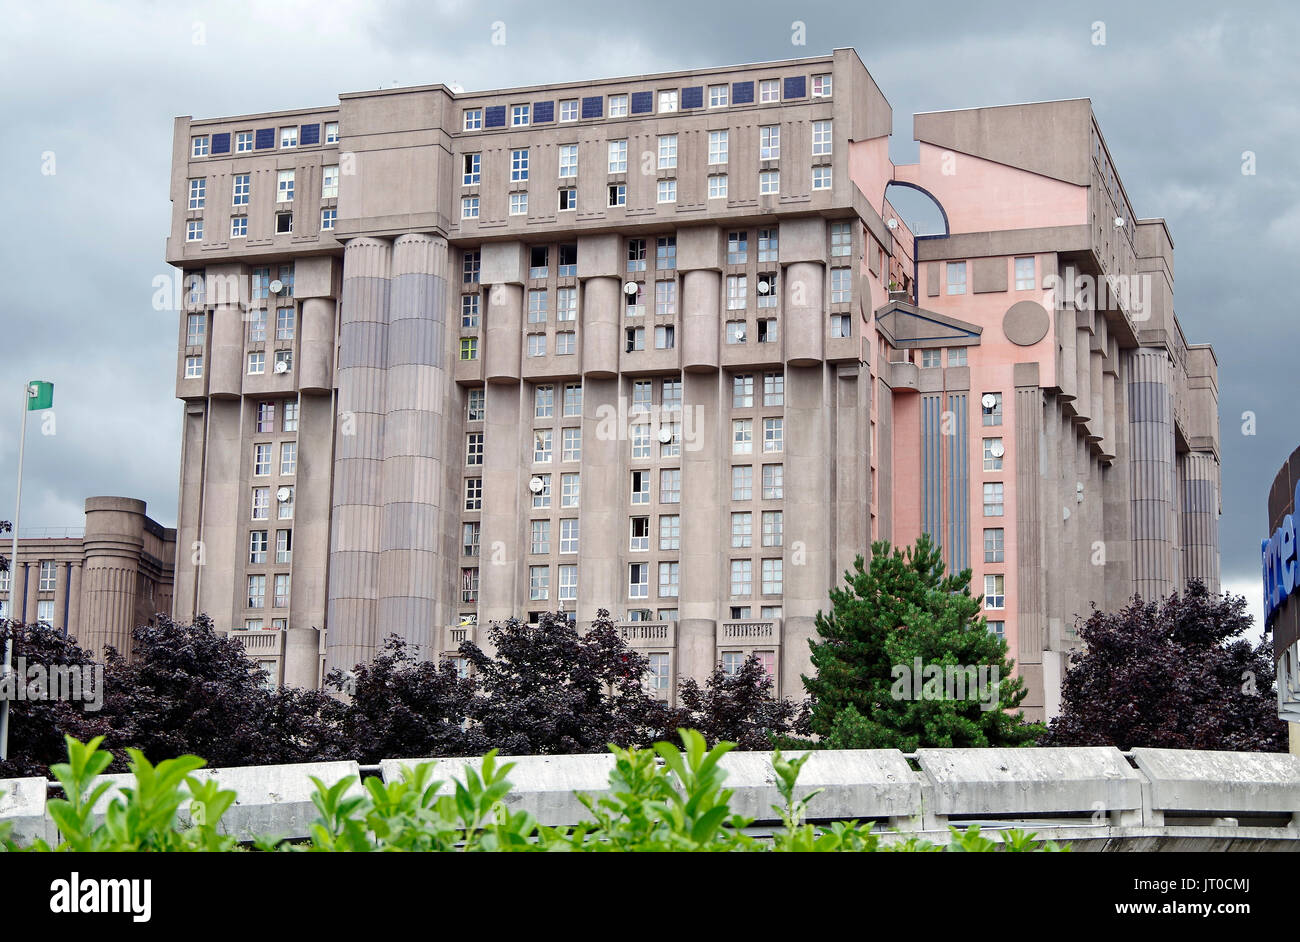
[1,0,1294,620]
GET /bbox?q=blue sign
[1263,477,1300,624]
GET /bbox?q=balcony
[443,623,477,653]
[224,627,286,656]
[717,619,781,646]
[616,621,675,648]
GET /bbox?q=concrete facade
[0,497,175,659]
[164,49,1219,719]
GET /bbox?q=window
[562,427,581,462]
[283,401,298,432]
[656,179,677,203]
[984,482,1005,516]
[655,280,679,317]
[558,143,578,178]
[280,127,298,149]
[273,573,290,607]
[275,212,293,234]
[625,326,645,352]
[460,294,480,329]
[509,192,528,216]
[812,167,832,190]
[760,125,780,160]
[1015,256,1036,291]
[608,184,626,207]
[709,174,728,199]
[660,468,680,503]
[461,196,480,219]
[558,244,577,276]
[252,444,273,477]
[528,247,549,283]
[655,325,675,349]
[559,99,578,122]
[647,653,670,691]
[186,219,203,242]
[247,309,267,342]
[733,374,754,408]
[757,272,777,307]
[511,148,529,182]
[759,79,780,102]
[659,562,680,598]
[920,349,941,368]
[465,477,483,511]
[730,559,752,596]
[757,319,777,343]
[984,438,1004,471]
[758,228,778,262]
[278,486,294,519]
[660,422,680,457]
[276,307,295,340]
[984,574,1005,609]
[511,104,530,127]
[561,472,580,508]
[982,392,1003,426]
[631,381,653,414]
[559,565,578,602]
[658,90,678,113]
[812,74,833,97]
[763,417,783,453]
[236,131,253,153]
[947,261,967,295]
[563,383,582,417]
[463,250,481,284]
[656,236,676,270]
[248,575,266,609]
[325,122,339,143]
[631,470,650,505]
[762,510,783,547]
[230,175,250,208]
[459,337,478,360]
[249,530,268,564]
[631,424,650,458]
[709,130,728,165]
[726,230,748,266]
[534,384,554,418]
[661,379,681,412]
[609,95,628,117]
[464,109,483,130]
[731,512,753,548]
[186,313,206,346]
[321,208,336,230]
[461,567,479,603]
[274,349,293,373]
[727,275,747,311]
[533,428,552,462]
[247,351,265,375]
[630,516,650,552]
[759,171,779,195]
[709,84,729,107]
[556,330,576,355]
[188,178,206,210]
[812,120,833,155]
[192,135,209,157]
[831,314,853,338]
[277,170,294,202]
[984,528,1005,563]
[466,432,484,466]
[762,558,783,594]
[724,321,745,345]
[321,165,339,198]
[732,465,753,501]
[525,288,547,324]
[256,402,276,433]
[732,418,753,455]
[38,560,56,591]
[276,529,293,564]
[830,267,851,304]
[629,563,649,598]
[185,355,203,378]
[280,442,297,476]
[462,522,481,557]
[830,221,851,257]
[530,520,551,555]
[989,621,1005,640]
[659,514,680,550]
[467,388,486,421]
[657,134,678,169]
[459,153,480,187]
[560,518,579,554]
[721,651,745,676]
[608,140,627,173]
[948,347,967,366]
[762,463,783,500]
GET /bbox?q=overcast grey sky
[0,0,1294,624]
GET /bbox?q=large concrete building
[0,497,175,656]
[164,48,1220,718]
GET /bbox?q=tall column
[66,561,82,639]
[1180,451,1220,592]
[53,561,69,633]
[1128,347,1174,601]
[327,236,391,674]
[81,497,147,659]
[23,561,38,624]
[377,233,450,654]
[679,371,721,685]
[1014,383,1045,667]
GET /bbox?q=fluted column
[1180,451,1220,592]
[327,236,391,674]
[1015,385,1045,663]
[53,561,69,633]
[66,561,82,638]
[1128,347,1174,600]
[23,562,37,624]
[81,497,149,659]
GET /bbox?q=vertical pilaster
[1128,347,1174,601]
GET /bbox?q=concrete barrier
[0,776,57,846]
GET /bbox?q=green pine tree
[803,535,1042,750]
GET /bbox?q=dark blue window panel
[783,75,806,100]
[680,86,703,109]
[300,123,320,145]
[631,91,653,114]
[484,105,507,128]
[581,96,604,119]
[533,100,554,123]
[731,81,754,104]
[255,127,275,149]
[210,132,231,154]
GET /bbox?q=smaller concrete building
[0,497,175,659]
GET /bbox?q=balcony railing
[616,621,674,647]
[225,628,286,655]
[718,619,781,645]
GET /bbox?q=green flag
[26,381,53,411]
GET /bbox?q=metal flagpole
[0,382,30,761]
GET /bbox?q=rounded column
[299,297,337,393]
[581,276,620,378]
[681,270,720,372]
[80,497,148,658]
[784,261,825,366]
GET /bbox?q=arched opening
[883,182,950,304]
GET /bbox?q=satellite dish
[989,441,1005,458]
[269,279,284,294]
[276,487,292,502]
[757,280,771,294]
[981,393,997,409]
[624,282,640,296]
[735,330,745,342]
[528,476,544,494]
[274,360,290,374]
[657,426,673,444]
[1113,217,1126,228]
[886,217,899,230]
